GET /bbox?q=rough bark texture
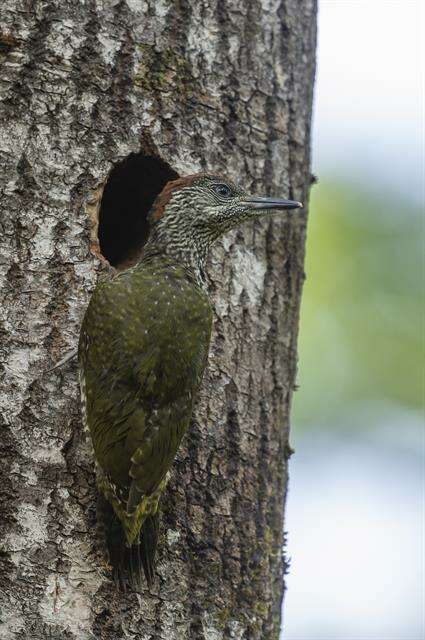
[0,1,316,639]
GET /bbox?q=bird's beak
[242,196,303,211]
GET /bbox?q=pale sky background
[313,0,424,205]
[283,2,424,639]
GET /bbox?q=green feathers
[79,255,212,587]
[79,171,301,589]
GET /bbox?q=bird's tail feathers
[96,494,159,590]
[140,511,159,587]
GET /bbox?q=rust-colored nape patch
[151,175,201,221]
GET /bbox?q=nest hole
[98,153,179,269]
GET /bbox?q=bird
[78,172,302,590]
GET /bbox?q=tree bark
[0,1,316,639]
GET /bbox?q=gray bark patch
[0,0,317,638]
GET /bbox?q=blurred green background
[295,182,422,428]
[283,2,423,638]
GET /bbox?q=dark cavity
[98,153,179,269]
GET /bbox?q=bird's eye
[213,183,232,198]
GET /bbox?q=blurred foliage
[293,180,423,428]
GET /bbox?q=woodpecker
[78,172,302,589]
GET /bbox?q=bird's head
[147,173,302,268]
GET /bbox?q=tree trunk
[0,1,316,639]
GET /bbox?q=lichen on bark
[0,1,316,638]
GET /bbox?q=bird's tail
[96,494,159,590]
[139,510,159,586]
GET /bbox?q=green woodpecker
[78,173,302,589]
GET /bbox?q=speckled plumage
[79,255,212,578]
[78,173,301,588]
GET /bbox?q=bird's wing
[121,396,191,545]
[128,394,191,506]
[78,280,154,483]
[78,280,193,525]
[81,342,191,545]
[78,269,211,548]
